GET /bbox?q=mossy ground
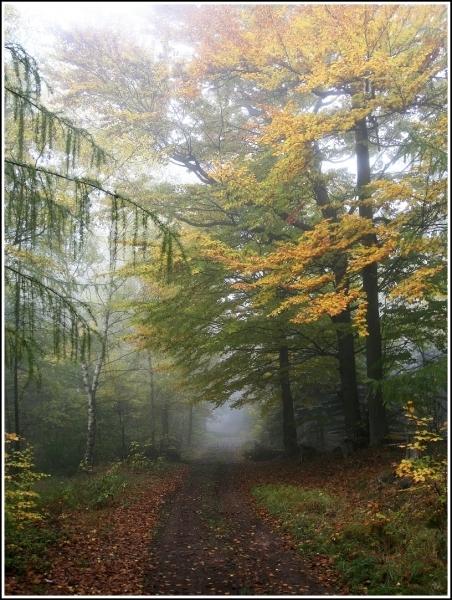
[252,451,447,595]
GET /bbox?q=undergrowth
[6,446,178,577]
[253,481,447,595]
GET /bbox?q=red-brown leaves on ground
[5,467,188,596]
[6,447,416,596]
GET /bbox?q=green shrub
[126,441,153,471]
[337,554,380,586]
[82,462,127,508]
[5,434,51,574]
[36,462,128,510]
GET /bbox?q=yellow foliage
[209,162,260,208]
[352,295,369,337]
[389,266,444,302]
[396,402,446,490]
[5,435,49,529]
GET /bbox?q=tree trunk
[187,403,193,447]
[355,117,387,446]
[278,345,298,455]
[147,351,156,446]
[332,309,362,441]
[80,308,110,469]
[81,362,96,467]
[84,392,97,467]
[312,171,362,443]
[13,345,20,445]
[161,398,169,450]
[13,278,21,449]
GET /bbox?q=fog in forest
[203,402,255,455]
[4,3,447,595]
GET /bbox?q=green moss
[252,483,447,595]
[253,484,334,514]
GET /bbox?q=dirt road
[145,459,326,595]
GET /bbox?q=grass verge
[252,480,447,595]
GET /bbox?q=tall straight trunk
[85,393,96,466]
[312,172,362,443]
[278,345,298,455]
[187,403,193,447]
[332,309,361,441]
[13,278,21,449]
[81,309,110,468]
[147,352,156,446]
[161,398,169,442]
[355,117,387,446]
[81,362,97,467]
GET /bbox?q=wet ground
[144,456,326,595]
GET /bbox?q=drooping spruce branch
[5,264,94,362]
[4,158,183,266]
[4,42,182,380]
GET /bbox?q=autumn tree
[41,5,447,450]
[131,230,339,455]
[180,3,447,445]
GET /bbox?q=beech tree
[178,3,447,445]
[131,232,339,455]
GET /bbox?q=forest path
[144,459,326,595]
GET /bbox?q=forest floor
[5,465,189,596]
[5,447,446,596]
[145,454,337,595]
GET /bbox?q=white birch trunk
[81,308,111,468]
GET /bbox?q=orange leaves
[286,273,335,294]
[388,266,445,303]
[188,4,446,134]
[369,177,447,214]
[291,289,360,324]
[6,468,189,596]
[198,235,248,274]
[352,296,369,338]
[197,211,402,330]
[263,219,334,270]
[170,3,446,344]
[259,107,375,185]
[187,6,252,78]
[347,241,397,275]
[209,162,260,209]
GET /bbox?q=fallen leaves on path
[6,448,405,596]
[236,447,406,595]
[145,462,330,595]
[5,466,188,596]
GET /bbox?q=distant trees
[3,41,187,466]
